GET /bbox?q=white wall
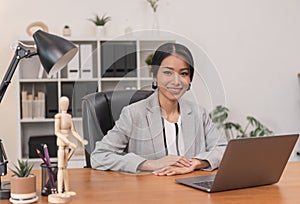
[1,0,300,164]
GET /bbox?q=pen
[36,148,56,177]
[42,145,56,192]
[36,149,48,165]
[43,144,51,166]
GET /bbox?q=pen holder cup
[40,162,58,196]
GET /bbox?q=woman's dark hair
[151,43,194,82]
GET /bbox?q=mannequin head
[59,96,69,112]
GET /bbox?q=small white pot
[95,25,106,37]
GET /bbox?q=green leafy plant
[87,14,111,26]
[145,53,154,65]
[209,105,273,141]
[10,159,34,177]
[146,0,159,12]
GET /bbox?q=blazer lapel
[145,91,166,158]
[180,100,196,158]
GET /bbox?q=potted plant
[146,0,159,13]
[10,159,37,202]
[146,0,160,29]
[87,14,111,36]
[87,14,111,26]
[145,53,154,66]
[209,105,273,141]
[145,53,154,76]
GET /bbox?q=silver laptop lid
[210,134,299,192]
[176,134,299,192]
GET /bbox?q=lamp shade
[33,30,78,76]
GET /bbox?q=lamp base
[0,181,10,199]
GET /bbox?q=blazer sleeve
[193,109,227,171]
[90,107,146,173]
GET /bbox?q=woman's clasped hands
[152,156,207,176]
[139,155,209,176]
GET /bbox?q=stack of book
[21,91,45,119]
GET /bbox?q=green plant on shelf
[145,53,154,66]
[146,0,159,12]
[87,14,111,26]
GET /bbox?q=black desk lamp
[0,139,9,199]
[0,30,78,102]
[0,30,78,199]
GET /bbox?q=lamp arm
[0,139,8,177]
[0,44,37,103]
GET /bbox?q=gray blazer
[91,91,227,173]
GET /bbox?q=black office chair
[81,90,154,168]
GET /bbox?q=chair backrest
[82,90,154,167]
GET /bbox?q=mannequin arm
[70,121,88,145]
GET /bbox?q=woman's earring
[187,83,191,91]
[152,81,158,89]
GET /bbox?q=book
[67,44,80,79]
[80,44,93,79]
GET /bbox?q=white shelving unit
[16,36,173,167]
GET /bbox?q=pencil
[36,149,48,165]
[43,144,51,166]
[42,144,56,190]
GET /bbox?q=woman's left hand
[152,159,209,176]
[152,165,194,176]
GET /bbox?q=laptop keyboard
[194,181,213,189]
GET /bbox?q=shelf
[20,118,54,123]
[28,154,84,163]
[60,78,99,82]
[16,37,172,167]
[20,78,58,82]
[20,117,83,123]
[140,77,152,81]
[101,77,137,81]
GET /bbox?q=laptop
[175,134,299,193]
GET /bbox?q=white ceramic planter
[95,25,106,37]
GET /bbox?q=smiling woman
[151,43,193,122]
[90,42,227,176]
[156,56,190,104]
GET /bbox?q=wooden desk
[2,162,300,203]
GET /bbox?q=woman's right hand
[138,155,192,171]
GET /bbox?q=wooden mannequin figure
[48,96,88,203]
